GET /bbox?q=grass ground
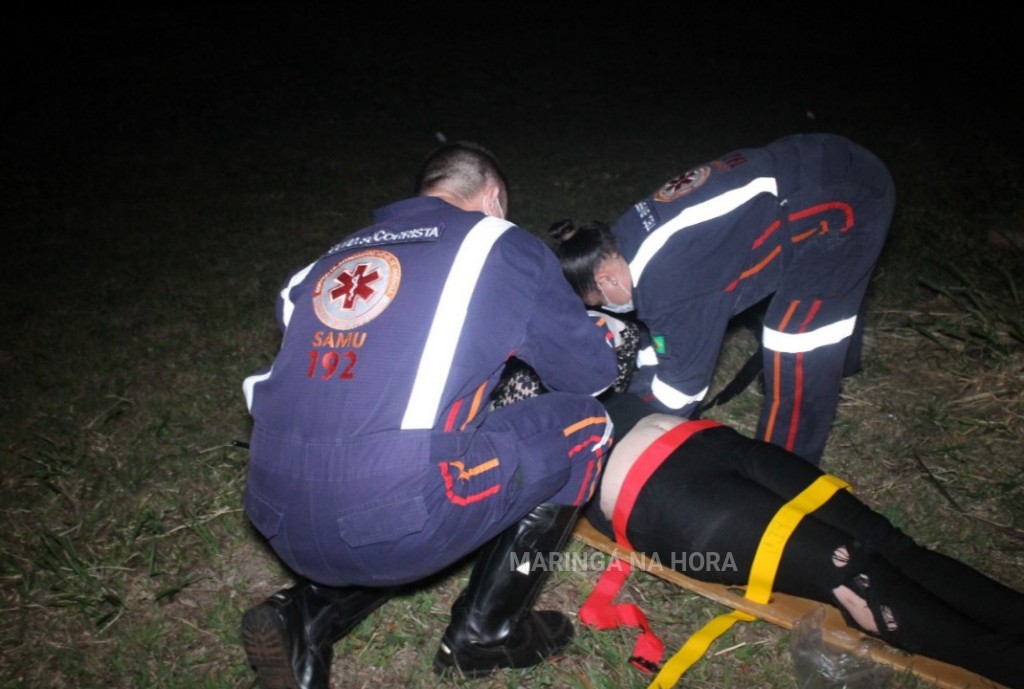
[2,8,1021,689]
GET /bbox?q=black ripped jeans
[589,415,1024,688]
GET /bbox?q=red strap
[580,419,723,673]
[579,559,665,673]
[612,419,723,549]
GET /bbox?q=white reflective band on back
[637,346,659,367]
[281,261,316,328]
[630,177,778,284]
[651,375,708,410]
[242,367,273,412]
[762,315,857,354]
[243,261,317,413]
[401,217,514,430]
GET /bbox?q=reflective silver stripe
[637,345,659,367]
[401,217,514,430]
[629,177,779,284]
[762,316,857,354]
[281,262,316,328]
[242,262,317,412]
[651,375,707,410]
[242,367,272,412]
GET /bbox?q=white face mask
[602,301,635,314]
[597,283,635,313]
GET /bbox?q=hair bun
[547,218,576,243]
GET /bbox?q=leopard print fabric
[610,318,640,393]
[491,318,640,409]
[490,363,545,409]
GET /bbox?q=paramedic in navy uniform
[553,133,895,464]
[239,141,618,688]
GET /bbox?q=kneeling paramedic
[238,141,617,687]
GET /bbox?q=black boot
[433,502,581,677]
[241,579,395,689]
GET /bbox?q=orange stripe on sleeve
[460,380,490,431]
[564,416,609,436]
[725,245,783,292]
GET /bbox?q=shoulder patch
[653,165,711,202]
[712,151,749,172]
[312,249,401,330]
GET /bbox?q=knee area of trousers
[828,540,871,584]
[831,547,900,639]
[876,526,915,557]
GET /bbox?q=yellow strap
[647,473,851,689]
[746,473,851,604]
[648,610,754,688]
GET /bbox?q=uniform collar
[372,195,453,223]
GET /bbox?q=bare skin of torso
[598,413,684,519]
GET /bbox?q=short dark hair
[548,219,620,297]
[415,141,508,201]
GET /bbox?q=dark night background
[2,6,1021,379]
[3,5,1019,216]
[4,4,1021,352]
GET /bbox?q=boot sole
[433,643,502,678]
[432,643,567,678]
[241,604,301,689]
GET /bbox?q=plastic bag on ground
[790,606,893,689]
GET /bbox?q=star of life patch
[653,165,711,202]
[312,249,401,330]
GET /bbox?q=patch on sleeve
[653,165,711,202]
[312,249,401,330]
[712,151,749,172]
[652,334,667,355]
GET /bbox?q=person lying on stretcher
[494,318,1024,689]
